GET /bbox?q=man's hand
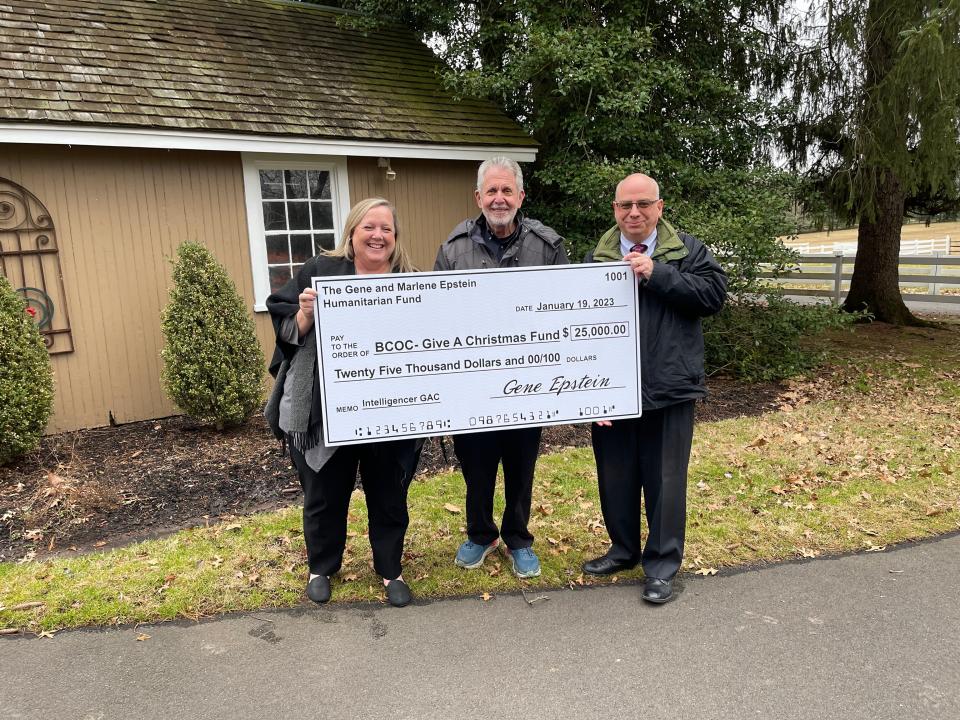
[624,250,653,281]
[595,420,612,427]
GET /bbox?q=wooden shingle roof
[0,0,534,147]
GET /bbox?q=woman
[265,198,421,607]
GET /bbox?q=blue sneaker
[504,546,541,578]
[455,539,499,569]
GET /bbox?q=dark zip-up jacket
[586,219,727,411]
[435,214,569,270]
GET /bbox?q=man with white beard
[434,156,568,579]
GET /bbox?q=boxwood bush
[161,242,265,428]
[0,275,54,465]
[704,294,861,381]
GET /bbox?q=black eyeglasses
[613,199,659,211]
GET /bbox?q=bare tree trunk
[842,169,919,324]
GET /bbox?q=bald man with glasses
[582,173,727,603]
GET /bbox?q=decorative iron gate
[0,177,73,353]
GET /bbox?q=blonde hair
[324,197,416,272]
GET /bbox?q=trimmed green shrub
[0,275,54,465]
[161,242,265,428]
[704,295,863,381]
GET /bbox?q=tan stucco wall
[0,145,479,433]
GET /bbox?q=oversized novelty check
[312,263,641,446]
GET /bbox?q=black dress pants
[590,400,695,580]
[289,440,416,580]
[453,426,542,549]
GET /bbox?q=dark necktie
[631,243,648,254]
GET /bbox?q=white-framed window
[242,153,351,310]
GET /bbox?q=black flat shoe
[385,578,412,608]
[582,554,637,576]
[306,575,331,604]
[642,577,673,604]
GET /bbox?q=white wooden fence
[787,236,952,256]
[762,253,960,305]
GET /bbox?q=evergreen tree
[336,0,796,284]
[161,242,265,429]
[0,275,54,465]
[772,0,960,324]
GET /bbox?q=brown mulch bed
[0,377,786,562]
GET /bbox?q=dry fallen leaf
[443,503,461,514]
[136,633,151,641]
[480,592,493,602]
[694,567,718,576]
[0,628,20,635]
[224,523,242,532]
[342,573,358,582]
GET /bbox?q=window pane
[311,202,333,229]
[309,171,332,199]
[269,265,292,292]
[290,234,313,262]
[259,170,284,199]
[266,234,289,263]
[292,263,305,276]
[288,201,310,230]
[314,232,335,251]
[262,202,286,231]
[284,170,308,199]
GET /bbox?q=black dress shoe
[306,575,331,604]
[582,555,637,576]
[385,579,412,608]
[642,577,673,604]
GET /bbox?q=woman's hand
[296,288,318,337]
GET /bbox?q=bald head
[616,173,660,200]
[613,173,663,243]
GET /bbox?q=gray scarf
[264,329,322,453]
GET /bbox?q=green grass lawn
[2,320,958,635]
